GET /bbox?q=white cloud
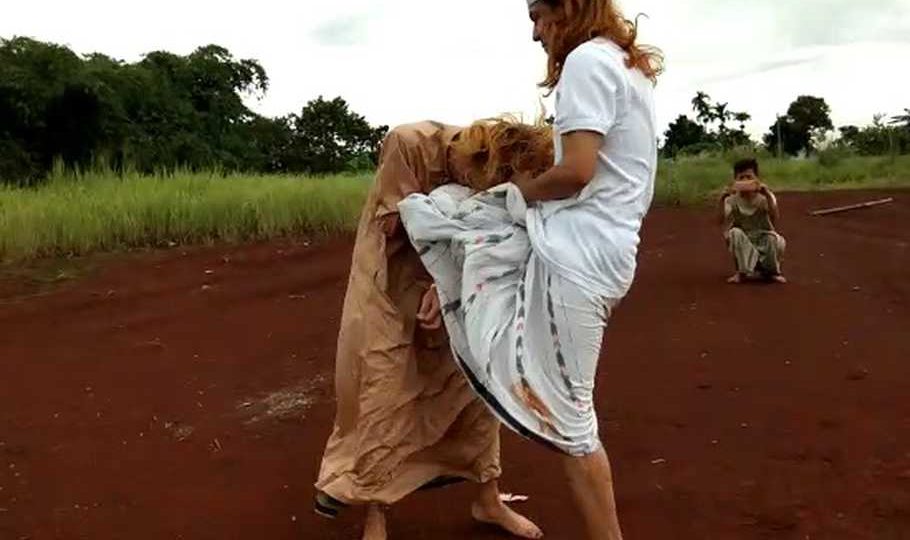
[3,0,909,140]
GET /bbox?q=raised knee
[776,235,787,253]
[726,227,748,245]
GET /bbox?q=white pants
[400,185,615,456]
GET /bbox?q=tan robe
[314,122,501,506]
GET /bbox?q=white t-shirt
[525,38,657,300]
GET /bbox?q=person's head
[733,158,760,182]
[732,158,761,200]
[448,117,554,191]
[527,0,663,90]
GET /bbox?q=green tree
[0,37,392,182]
[733,112,751,131]
[287,96,387,174]
[125,45,269,171]
[713,104,751,149]
[239,115,295,173]
[662,115,710,157]
[691,91,714,127]
[891,108,910,130]
[0,37,88,181]
[763,116,808,157]
[787,96,833,132]
[764,96,833,156]
[677,92,751,153]
[838,115,909,156]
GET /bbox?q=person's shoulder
[386,122,429,142]
[565,38,627,73]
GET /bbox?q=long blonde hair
[450,117,554,190]
[538,0,663,89]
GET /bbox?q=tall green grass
[656,154,910,205]
[1,155,909,262]
[0,166,370,261]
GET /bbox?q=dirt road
[1,191,907,539]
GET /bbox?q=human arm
[759,184,780,225]
[515,45,622,203]
[719,185,735,227]
[513,130,602,202]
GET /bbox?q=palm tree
[733,112,751,132]
[713,102,731,134]
[691,92,714,127]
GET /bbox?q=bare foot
[770,274,788,284]
[726,273,743,284]
[472,499,544,539]
[363,505,387,540]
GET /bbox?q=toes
[512,515,544,539]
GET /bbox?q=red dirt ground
[1,190,908,540]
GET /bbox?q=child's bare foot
[727,273,743,284]
[363,504,387,540]
[472,499,544,539]
[770,274,787,284]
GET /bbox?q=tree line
[0,37,388,185]
[3,36,909,185]
[663,91,910,158]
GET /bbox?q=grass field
[0,167,370,262]
[2,155,909,262]
[657,153,910,205]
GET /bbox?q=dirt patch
[238,375,330,425]
[0,256,97,302]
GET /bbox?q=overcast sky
[4,0,910,138]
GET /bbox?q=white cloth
[528,38,658,299]
[398,38,656,455]
[399,184,617,456]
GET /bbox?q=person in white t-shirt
[399,1,661,539]
[518,2,662,538]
